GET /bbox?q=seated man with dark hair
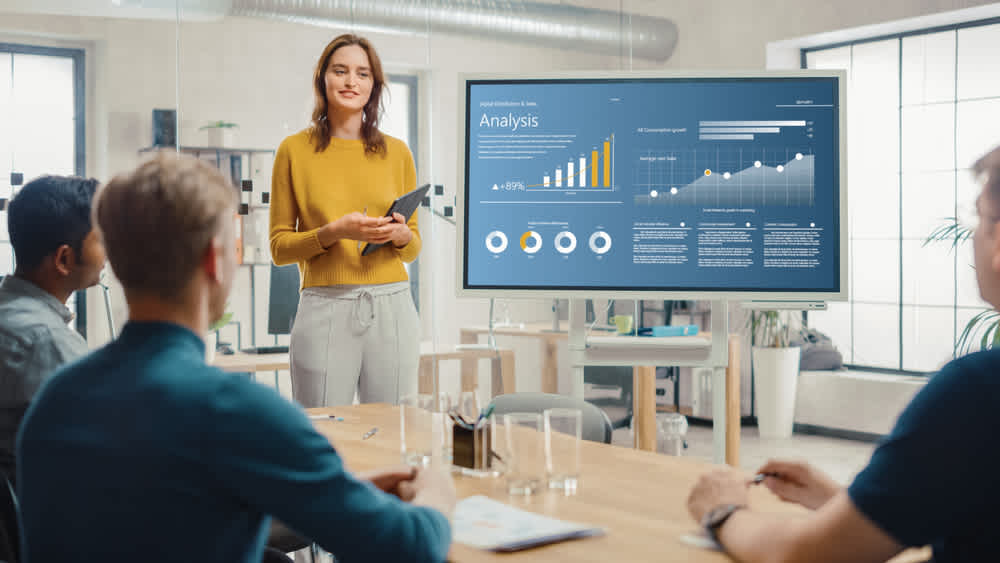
[17,152,454,563]
[687,143,1000,563]
[0,175,105,485]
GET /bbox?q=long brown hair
[309,34,387,157]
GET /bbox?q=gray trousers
[290,282,419,407]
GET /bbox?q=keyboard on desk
[241,345,289,355]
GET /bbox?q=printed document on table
[454,495,605,552]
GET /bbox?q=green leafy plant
[924,216,996,354]
[957,309,1000,353]
[198,120,238,130]
[748,311,797,348]
[922,216,972,251]
[209,309,234,333]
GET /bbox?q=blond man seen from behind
[17,152,454,563]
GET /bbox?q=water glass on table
[480,413,506,477]
[400,394,433,467]
[456,391,481,423]
[544,408,582,494]
[400,393,453,467]
[502,412,544,496]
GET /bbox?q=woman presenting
[270,34,421,407]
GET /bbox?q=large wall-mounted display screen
[459,73,845,299]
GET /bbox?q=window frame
[0,42,87,338]
[801,16,1000,375]
[385,73,421,310]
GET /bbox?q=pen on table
[751,472,778,485]
[362,427,378,440]
[308,414,345,421]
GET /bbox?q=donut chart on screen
[485,231,508,254]
[519,231,542,254]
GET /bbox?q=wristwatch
[701,504,747,547]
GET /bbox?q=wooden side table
[419,347,515,398]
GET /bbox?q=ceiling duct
[229,0,678,61]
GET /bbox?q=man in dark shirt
[17,153,455,562]
[686,144,1000,563]
[0,175,105,485]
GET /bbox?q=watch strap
[702,503,747,548]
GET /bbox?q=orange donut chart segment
[519,231,542,254]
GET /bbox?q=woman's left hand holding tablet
[385,212,413,247]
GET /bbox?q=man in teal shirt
[17,152,455,562]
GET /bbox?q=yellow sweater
[269,129,422,288]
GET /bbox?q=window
[382,74,419,167]
[381,74,421,309]
[0,43,86,336]
[804,20,1000,373]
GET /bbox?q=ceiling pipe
[230,0,678,61]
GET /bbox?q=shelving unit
[139,145,276,164]
[138,145,278,349]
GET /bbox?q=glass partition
[0,4,181,343]
[166,1,641,405]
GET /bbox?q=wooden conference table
[309,404,929,563]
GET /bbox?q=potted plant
[199,120,238,148]
[749,311,801,439]
[205,309,233,363]
[924,217,1000,354]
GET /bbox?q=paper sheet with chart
[453,495,605,552]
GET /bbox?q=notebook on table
[453,495,605,552]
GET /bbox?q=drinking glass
[544,408,582,494]
[502,412,544,495]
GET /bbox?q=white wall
[795,370,925,435]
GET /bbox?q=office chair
[261,547,294,563]
[489,393,614,444]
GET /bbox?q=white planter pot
[205,127,235,148]
[752,346,801,439]
[205,331,217,363]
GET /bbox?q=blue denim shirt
[0,276,88,483]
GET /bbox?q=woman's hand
[385,212,413,248]
[319,212,393,247]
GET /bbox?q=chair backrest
[0,472,19,563]
[489,393,613,444]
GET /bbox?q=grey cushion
[489,393,613,444]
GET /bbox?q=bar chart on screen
[478,132,617,193]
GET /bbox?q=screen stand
[568,299,733,465]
